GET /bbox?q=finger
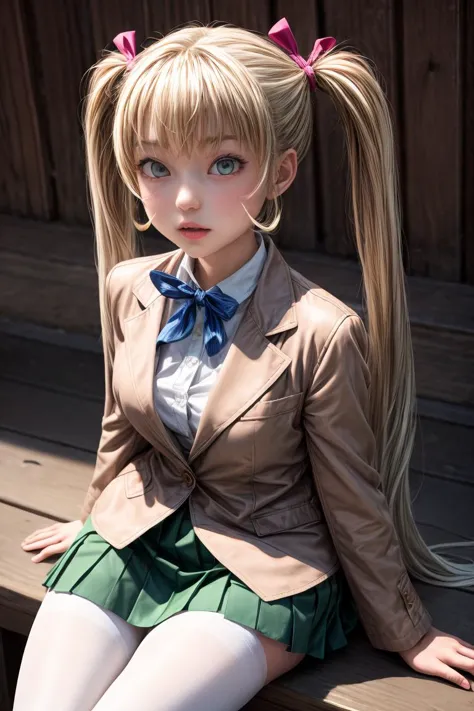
[448,633,474,651]
[23,525,58,540]
[449,652,474,673]
[436,661,471,690]
[22,534,62,551]
[22,526,58,543]
[31,543,66,563]
[458,645,474,660]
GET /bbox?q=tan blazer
[81,234,432,653]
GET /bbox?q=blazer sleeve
[303,313,432,652]
[79,266,149,523]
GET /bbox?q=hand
[400,625,474,691]
[21,520,84,563]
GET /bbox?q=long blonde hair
[83,21,474,587]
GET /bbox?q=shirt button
[175,393,186,405]
[187,356,198,366]
[194,325,203,337]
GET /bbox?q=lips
[179,222,209,230]
[179,228,210,232]
[178,225,211,240]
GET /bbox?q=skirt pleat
[43,498,359,658]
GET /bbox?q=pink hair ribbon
[113,30,136,69]
[268,18,336,91]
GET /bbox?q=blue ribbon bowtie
[149,270,240,357]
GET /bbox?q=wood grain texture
[317,0,400,259]
[402,0,462,281]
[147,0,211,36]
[0,433,94,522]
[411,325,474,407]
[411,472,474,543]
[0,251,100,335]
[0,504,59,634]
[264,611,474,710]
[28,0,95,223]
[0,2,471,286]
[464,0,474,284]
[243,698,291,711]
[0,380,102,453]
[0,335,105,400]
[0,0,52,218]
[209,0,270,34]
[273,0,320,251]
[89,0,148,51]
[412,409,474,485]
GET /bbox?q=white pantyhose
[13,590,268,711]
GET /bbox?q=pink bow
[113,30,136,68]
[268,18,336,90]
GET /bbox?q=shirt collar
[176,232,267,305]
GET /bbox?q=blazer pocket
[124,460,154,499]
[250,497,321,536]
[240,392,304,421]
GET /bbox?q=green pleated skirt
[42,498,359,658]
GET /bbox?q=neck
[193,230,259,291]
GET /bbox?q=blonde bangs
[113,43,275,198]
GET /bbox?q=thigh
[13,590,147,711]
[171,610,306,685]
[253,630,306,685]
[92,610,271,711]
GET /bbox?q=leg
[93,610,305,711]
[161,611,305,685]
[253,629,306,685]
[13,589,147,711]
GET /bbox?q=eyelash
[137,153,248,179]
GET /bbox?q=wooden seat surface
[1,334,474,710]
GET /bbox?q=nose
[175,183,201,212]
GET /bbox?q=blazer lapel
[125,235,297,469]
[188,237,297,463]
[125,249,193,472]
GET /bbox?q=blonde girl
[14,18,474,711]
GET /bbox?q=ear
[266,148,298,200]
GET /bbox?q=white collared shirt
[153,232,267,454]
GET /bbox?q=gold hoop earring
[258,195,282,232]
[133,215,153,232]
[133,202,153,232]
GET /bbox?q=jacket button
[183,474,194,487]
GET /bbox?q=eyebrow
[138,135,238,147]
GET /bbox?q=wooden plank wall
[0,0,473,283]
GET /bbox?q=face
[134,136,271,259]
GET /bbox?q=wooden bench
[1,335,474,710]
